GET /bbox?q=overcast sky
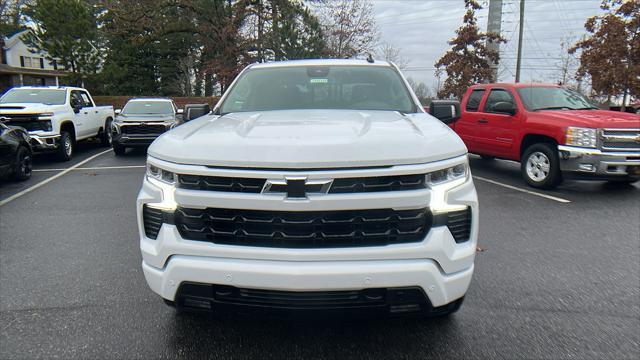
[373,0,603,91]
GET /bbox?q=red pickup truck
[430,83,640,189]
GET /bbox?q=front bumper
[113,133,159,147]
[29,134,61,152]
[137,156,479,309]
[558,145,640,179]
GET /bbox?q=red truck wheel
[521,143,563,189]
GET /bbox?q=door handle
[478,118,488,124]
[95,110,98,113]
[83,112,88,114]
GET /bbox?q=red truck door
[474,88,519,158]
[454,88,487,153]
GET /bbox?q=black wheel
[12,146,32,181]
[521,143,563,189]
[112,142,126,156]
[101,119,113,146]
[56,131,73,161]
[479,155,495,161]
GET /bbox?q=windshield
[517,87,596,111]
[220,65,416,114]
[0,89,66,105]
[122,101,174,115]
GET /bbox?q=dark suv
[111,98,182,155]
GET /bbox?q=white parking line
[473,175,571,203]
[0,149,113,207]
[32,165,146,172]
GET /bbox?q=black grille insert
[444,208,472,243]
[4,119,52,132]
[179,174,266,193]
[329,174,426,193]
[121,124,166,135]
[177,283,429,312]
[143,205,164,239]
[175,207,431,248]
[174,173,426,194]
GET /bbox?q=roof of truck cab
[469,83,561,89]
[250,59,393,68]
[127,98,173,102]
[11,86,85,91]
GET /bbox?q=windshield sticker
[310,78,328,84]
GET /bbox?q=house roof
[0,63,68,77]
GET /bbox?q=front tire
[112,142,126,156]
[12,146,32,181]
[56,131,73,161]
[521,143,563,189]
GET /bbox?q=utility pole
[515,0,525,83]
[486,0,503,82]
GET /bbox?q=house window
[20,56,43,69]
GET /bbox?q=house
[0,29,68,94]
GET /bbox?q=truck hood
[0,103,65,114]
[117,114,176,122]
[148,109,467,168]
[539,109,640,128]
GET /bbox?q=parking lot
[0,143,638,359]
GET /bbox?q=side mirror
[115,109,121,115]
[72,105,81,114]
[429,100,461,124]
[183,104,211,122]
[492,101,516,115]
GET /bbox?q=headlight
[146,163,178,210]
[147,164,176,185]
[38,112,54,119]
[426,163,469,187]
[565,127,597,148]
[427,161,470,214]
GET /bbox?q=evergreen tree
[23,0,101,85]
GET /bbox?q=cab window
[483,89,515,113]
[465,89,485,112]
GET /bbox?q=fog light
[578,164,595,172]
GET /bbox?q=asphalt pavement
[0,144,638,359]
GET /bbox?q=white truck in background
[0,86,115,161]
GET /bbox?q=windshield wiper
[533,106,575,111]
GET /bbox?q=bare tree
[557,35,580,88]
[377,41,409,69]
[316,0,378,58]
[406,77,430,102]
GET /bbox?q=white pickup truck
[0,86,114,160]
[138,59,479,318]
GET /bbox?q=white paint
[473,175,571,203]
[0,149,113,207]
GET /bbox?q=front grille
[601,129,640,152]
[176,283,429,313]
[329,174,426,193]
[3,115,52,132]
[121,124,166,135]
[174,207,431,248]
[142,205,164,239]
[178,175,266,193]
